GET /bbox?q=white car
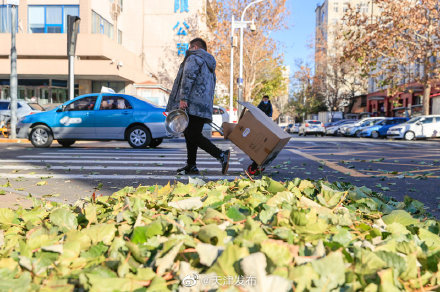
[387,115,440,140]
[202,105,230,137]
[298,120,325,136]
[0,100,44,122]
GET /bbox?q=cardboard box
[222,102,291,167]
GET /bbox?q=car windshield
[375,120,387,126]
[28,103,45,111]
[406,117,422,124]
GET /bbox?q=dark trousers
[184,114,222,166]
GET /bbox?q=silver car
[387,115,440,140]
[299,120,325,136]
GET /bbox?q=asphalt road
[1,136,440,216]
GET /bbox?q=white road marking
[0,173,240,180]
[0,159,241,165]
[0,165,243,172]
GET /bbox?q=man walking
[166,38,230,175]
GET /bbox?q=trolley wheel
[247,164,258,175]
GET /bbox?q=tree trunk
[423,83,431,116]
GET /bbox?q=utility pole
[233,0,264,114]
[8,1,19,139]
[229,16,236,123]
[67,15,81,100]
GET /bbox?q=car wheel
[149,138,163,148]
[404,131,415,141]
[355,130,362,138]
[57,139,75,147]
[372,131,379,139]
[127,126,151,148]
[30,125,53,148]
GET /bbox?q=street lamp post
[237,0,263,113]
[8,0,19,139]
[228,16,236,123]
[67,15,81,100]
[229,0,263,118]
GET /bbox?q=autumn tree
[315,21,367,113]
[291,61,326,121]
[207,0,289,108]
[343,0,440,115]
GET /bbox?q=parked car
[0,100,44,122]
[360,117,409,138]
[16,93,169,148]
[287,123,300,134]
[387,115,440,140]
[212,105,229,129]
[325,120,356,136]
[341,117,385,137]
[298,120,325,136]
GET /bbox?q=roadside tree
[342,0,440,115]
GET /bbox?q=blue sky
[271,0,322,74]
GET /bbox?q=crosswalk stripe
[18,155,239,160]
[36,152,237,158]
[0,165,243,171]
[0,173,240,180]
[0,159,241,165]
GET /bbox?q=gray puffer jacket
[166,49,216,122]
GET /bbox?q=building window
[118,29,122,44]
[92,81,125,93]
[333,3,338,13]
[119,0,123,12]
[92,11,113,39]
[28,5,79,34]
[0,5,18,33]
[413,95,422,105]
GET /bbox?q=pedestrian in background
[257,95,273,118]
[166,38,230,175]
[248,95,274,175]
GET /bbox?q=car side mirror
[416,121,422,125]
[56,105,66,112]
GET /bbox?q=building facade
[315,0,373,112]
[0,0,209,106]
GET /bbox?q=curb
[0,138,29,143]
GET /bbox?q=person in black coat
[257,95,273,118]
[248,95,273,175]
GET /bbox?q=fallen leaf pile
[0,177,439,291]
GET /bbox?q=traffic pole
[10,4,18,139]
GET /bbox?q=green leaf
[226,206,246,222]
[261,239,296,267]
[207,244,249,277]
[49,208,78,231]
[311,252,346,290]
[198,224,227,246]
[83,224,116,245]
[382,210,419,226]
[0,208,16,226]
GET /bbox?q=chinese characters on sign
[177,43,189,56]
[173,0,190,56]
[175,0,189,13]
[181,274,257,288]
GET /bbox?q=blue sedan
[17,93,169,148]
[360,117,409,138]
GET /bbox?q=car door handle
[122,111,130,115]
